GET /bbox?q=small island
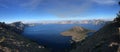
[61,26,92,42]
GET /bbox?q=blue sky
[0,0,119,23]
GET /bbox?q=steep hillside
[70,22,120,52]
[0,22,51,52]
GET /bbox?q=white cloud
[0,3,8,8]
[19,0,118,18]
[92,0,118,5]
[46,0,93,18]
[20,0,42,10]
[0,0,9,8]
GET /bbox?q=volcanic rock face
[9,21,25,30]
[70,23,120,52]
[6,21,26,34]
[61,26,91,42]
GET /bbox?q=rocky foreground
[0,22,51,52]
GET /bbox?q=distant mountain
[79,19,107,25]
[0,22,51,52]
[35,19,108,25]
[69,22,120,52]
[25,23,40,27]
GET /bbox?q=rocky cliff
[9,21,25,33]
[70,22,120,52]
[0,22,51,52]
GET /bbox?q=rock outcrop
[9,21,25,33]
[10,21,25,30]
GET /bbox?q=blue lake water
[22,24,104,51]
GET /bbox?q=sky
[0,0,119,23]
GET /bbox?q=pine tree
[114,2,120,23]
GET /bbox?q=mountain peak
[72,26,85,32]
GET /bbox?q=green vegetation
[114,2,120,23]
[93,41,104,49]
